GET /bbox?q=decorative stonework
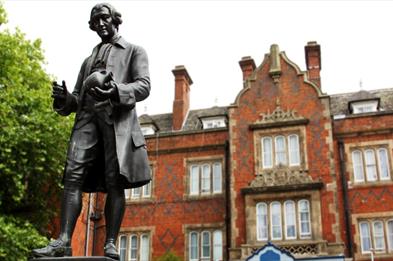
[250,168,313,188]
[258,99,305,124]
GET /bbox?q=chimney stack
[239,56,256,85]
[172,65,193,131]
[305,41,321,88]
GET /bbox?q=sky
[3,0,393,116]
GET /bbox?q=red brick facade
[70,42,393,261]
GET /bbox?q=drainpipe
[338,140,354,258]
[85,193,92,256]
[225,140,231,260]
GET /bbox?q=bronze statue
[32,3,151,259]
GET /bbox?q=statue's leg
[99,116,124,259]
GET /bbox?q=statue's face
[90,7,117,41]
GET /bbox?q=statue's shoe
[104,242,120,260]
[32,239,72,257]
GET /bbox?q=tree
[0,2,73,259]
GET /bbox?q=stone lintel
[249,119,309,130]
[241,182,324,195]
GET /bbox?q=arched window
[270,202,282,240]
[201,164,211,194]
[298,200,311,238]
[387,220,393,252]
[119,235,127,261]
[352,150,365,182]
[129,235,138,261]
[359,222,372,253]
[213,162,222,193]
[262,137,273,168]
[256,203,268,241]
[189,232,199,261]
[201,231,211,259]
[288,135,300,166]
[365,149,377,181]
[378,148,390,180]
[373,221,386,251]
[190,165,199,195]
[284,200,297,239]
[275,136,287,166]
[140,234,150,261]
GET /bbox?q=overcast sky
[3,0,393,115]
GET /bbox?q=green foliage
[0,2,73,233]
[155,252,183,261]
[0,2,6,25]
[0,215,48,261]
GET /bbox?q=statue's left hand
[89,81,119,102]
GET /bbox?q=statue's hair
[89,3,122,31]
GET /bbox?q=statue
[32,3,151,259]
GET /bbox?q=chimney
[305,41,321,87]
[239,56,256,85]
[172,65,193,131]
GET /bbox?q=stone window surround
[244,189,323,246]
[184,156,225,199]
[183,223,226,261]
[345,140,393,188]
[352,212,393,260]
[253,125,308,176]
[118,227,155,261]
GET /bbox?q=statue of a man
[32,3,151,259]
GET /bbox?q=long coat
[55,37,151,192]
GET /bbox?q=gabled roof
[330,88,393,116]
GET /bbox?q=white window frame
[378,148,390,180]
[129,234,138,261]
[201,231,211,259]
[387,220,393,252]
[189,232,199,261]
[189,161,223,196]
[213,230,223,261]
[284,200,297,240]
[262,137,273,169]
[352,150,365,182]
[288,135,300,166]
[140,234,150,261]
[360,221,372,253]
[270,201,282,240]
[275,136,287,166]
[372,220,386,252]
[256,203,268,241]
[365,149,378,182]
[119,235,127,261]
[298,200,311,239]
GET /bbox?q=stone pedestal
[30,257,116,261]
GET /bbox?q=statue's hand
[51,80,68,100]
[89,81,119,102]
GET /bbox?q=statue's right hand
[52,80,68,100]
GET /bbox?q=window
[125,168,153,200]
[201,117,226,129]
[189,161,223,196]
[118,233,150,261]
[261,134,300,169]
[256,199,311,241]
[350,100,379,114]
[351,147,391,183]
[141,124,156,135]
[357,219,393,255]
[188,230,223,261]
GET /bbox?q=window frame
[187,229,224,261]
[117,232,151,261]
[188,160,224,197]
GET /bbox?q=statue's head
[89,3,122,41]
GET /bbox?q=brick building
[70,42,393,261]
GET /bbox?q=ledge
[249,119,309,130]
[241,182,324,195]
